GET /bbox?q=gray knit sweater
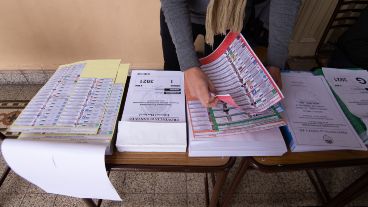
[161,0,301,71]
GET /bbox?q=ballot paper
[9,60,125,135]
[1,60,130,201]
[186,32,287,157]
[199,32,284,114]
[282,73,367,152]
[116,70,187,152]
[188,123,287,157]
[322,68,368,130]
[186,32,285,140]
[1,139,121,200]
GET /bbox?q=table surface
[252,150,368,166]
[106,151,233,168]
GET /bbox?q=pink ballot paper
[215,94,239,108]
[200,32,283,114]
[185,32,286,138]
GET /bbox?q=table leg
[205,173,210,207]
[82,198,97,207]
[306,169,330,203]
[0,166,11,187]
[221,158,251,207]
[325,171,368,207]
[209,171,229,207]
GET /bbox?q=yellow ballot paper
[115,63,130,84]
[80,59,121,79]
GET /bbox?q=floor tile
[0,75,7,84]
[53,195,87,207]
[118,193,153,207]
[17,84,43,100]
[0,171,30,194]
[187,173,205,194]
[0,192,25,207]
[250,193,289,207]
[20,193,56,207]
[187,193,206,207]
[317,167,365,196]
[155,172,186,193]
[277,171,316,193]
[122,172,155,194]
[22,71,48,84]
[349,191,368,206]
[284,192,321,207]
[0,155,7,173]
[153,193,187,207]
[109,171,126,195]
[236,170,285,194]
[0,85,23,100]
[43,70,55,81]
[28,183,46,194]
[0,71,28,84]
[226,193,254,207]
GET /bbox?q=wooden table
[222,150,368,207]
[82,152,235,207]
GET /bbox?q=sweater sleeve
[267,0,301,69]
[161,0,201,71]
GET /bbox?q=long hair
[205,0,247,45]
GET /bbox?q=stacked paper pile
[1,59,128,201]
[282,72,367,152]
[8,59,130,152]
[116,70,187,152]
[188,126,287,157]
[187,32,287,157]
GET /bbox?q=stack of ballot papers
[1,59,129,201]
[187,32,287,157]
[116,70,187,152]
[8,59,129,150]
[281,72,367,152]
[322,67,368,145]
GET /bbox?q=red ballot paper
[215,94,239,108]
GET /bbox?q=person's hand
[184,67,217,107]
[267,66,282,89]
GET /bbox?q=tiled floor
[1,84,368,207]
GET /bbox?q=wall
[0,0,340,71]
[0,0,163,70]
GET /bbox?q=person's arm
[267,0,301,88]
[160,0,200,71]
[161,0,216,107]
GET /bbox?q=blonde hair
[205,0,247,45]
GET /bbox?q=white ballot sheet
[118,122,186,152]
[1,139,121,200]
[122,70,185,123]
[116,70,187,152]
[282,74,367,151]
[322,68,368,128]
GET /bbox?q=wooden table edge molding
[252,150,368,169]
[106,152,235,170]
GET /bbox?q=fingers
[208,95,218,107]
[196,86,211,107]
[208,80,217,93]
[184,67,218,108]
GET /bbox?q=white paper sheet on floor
[1,139,121,201]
